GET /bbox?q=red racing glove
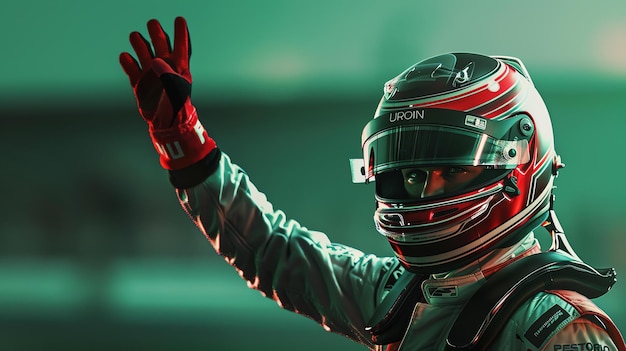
[119,17,215,170]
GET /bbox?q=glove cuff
[149,103,216,170]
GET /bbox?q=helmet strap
[543,154,581,260]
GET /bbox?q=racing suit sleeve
[505,290,626,351]
[172,150,397,349]
[543,318,619,351]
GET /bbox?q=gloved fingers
[151,57,175,77]
[153,58,191,117]
[129,31,155,70]
[147,19,172,58]
[119,52,142,86]
[172,16,191,70]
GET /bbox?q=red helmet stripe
[408,65,520,115]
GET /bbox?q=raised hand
[120,17,215,170]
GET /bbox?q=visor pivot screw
[507,148,517,158]
[519,117,534,137]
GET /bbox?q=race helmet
[353,52,561,274]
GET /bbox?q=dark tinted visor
[375,167,509,201]
[364,125,529,180]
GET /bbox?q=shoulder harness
[365,209,619,350]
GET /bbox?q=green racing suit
[172,151,625,351]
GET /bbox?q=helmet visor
[364,125,529,180]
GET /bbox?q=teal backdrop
[1,1,625,350]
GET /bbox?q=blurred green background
[1,1,625,350]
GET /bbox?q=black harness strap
[365,252,617,349]
[444,251,617,350]
[365,268,425,345]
